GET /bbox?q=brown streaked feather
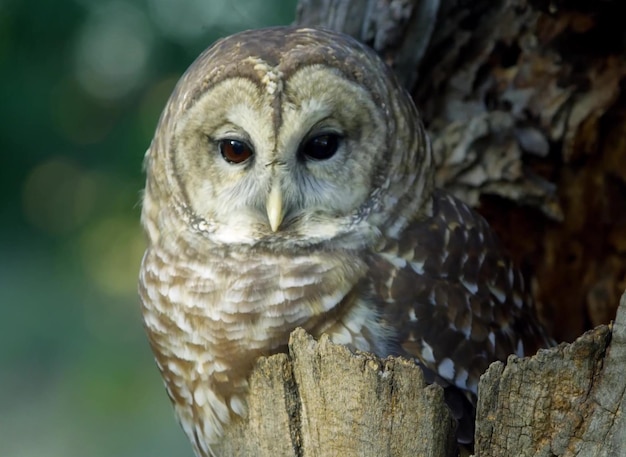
[369,189,553,441]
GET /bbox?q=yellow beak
[266,183,284,232]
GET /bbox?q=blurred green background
[0,1,295,456]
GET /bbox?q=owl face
[173,65,386,245]
[145,27,433,249]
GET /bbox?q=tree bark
[215,330,457,457]
[476,293,626,456]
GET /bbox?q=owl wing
[369,189,553,441]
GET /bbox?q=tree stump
[215,330,456,456]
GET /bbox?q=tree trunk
[216,0,626,455]
[476,294,626,456]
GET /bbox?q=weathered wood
[475,290,626,456]
[408,0,626,342]
[215,330,457,457]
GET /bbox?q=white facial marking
[245,56,284,95]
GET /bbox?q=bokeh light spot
[79,215,146,297]
[147,0,238,43]
[50,78,116,145]
[22,157,97,234]
[74,1,154,100]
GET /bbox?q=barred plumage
[139,26,552,456]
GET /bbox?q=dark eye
[300,134,341,161]
[219,139,253,164]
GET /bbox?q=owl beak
[266,183,284,232]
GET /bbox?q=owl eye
[219,139,253,164]
[300,133,341,161]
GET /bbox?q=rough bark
[409,0,626,344]
[214,329,457,457]
[475,290,626,456]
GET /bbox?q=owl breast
[139,237,388,453]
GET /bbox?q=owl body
[139,27,552,456]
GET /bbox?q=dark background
[0,1,295,456]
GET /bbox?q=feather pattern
[138,26,553,456]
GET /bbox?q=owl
[139,26,553,456]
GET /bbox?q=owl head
[142,27,433,250]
